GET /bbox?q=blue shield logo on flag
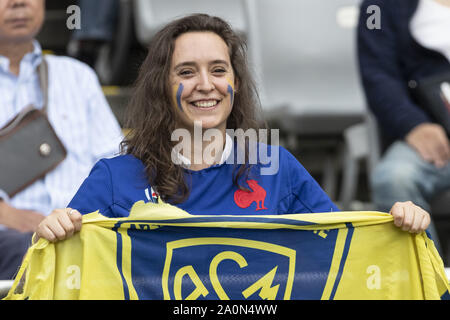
[162,237,296,300]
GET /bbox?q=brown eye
[179,69,194,76]
[213,68,226,74]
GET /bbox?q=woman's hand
[389,201,431,233]
[35,208,82,242]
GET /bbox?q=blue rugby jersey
[68,144,339,217]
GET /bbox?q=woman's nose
[196,71,215,92]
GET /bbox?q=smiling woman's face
[169,31,236,134]
[0,0,45,44]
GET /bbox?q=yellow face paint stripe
[226,78,235,106]
[172,83,184,112]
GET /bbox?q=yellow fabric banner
[4,201,450,300]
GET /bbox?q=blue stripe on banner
[113,222,130,300]
[113,216,319,228]
[329,222,354,300]
[441,290,450,300]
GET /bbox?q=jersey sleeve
[67,159,114,216]
[284,149,340,213]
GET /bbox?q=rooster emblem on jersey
[234,180,268,211]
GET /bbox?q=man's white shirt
[0,40,123,221]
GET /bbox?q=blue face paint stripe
[176,83,184,112]
[227,84,234,106]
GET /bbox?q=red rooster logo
[234,180,268,211]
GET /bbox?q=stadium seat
[255,0,365,119]
[134,0,250,44]
[95,0,136,85]
[252,0,366,198]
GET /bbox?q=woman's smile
[190,99,220,109]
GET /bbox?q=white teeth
[193,100,218,108]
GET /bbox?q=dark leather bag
[0,58,67,197]
[409,72,450,136]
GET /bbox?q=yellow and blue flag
[4,201,450,300]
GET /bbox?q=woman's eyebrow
[174,61,197,70]
[174,59,230,70]
[209,59,230,67]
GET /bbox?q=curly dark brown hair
[120,13,265,203]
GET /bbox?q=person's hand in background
[405,123,450,168]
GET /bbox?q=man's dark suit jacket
[357,0,450,143]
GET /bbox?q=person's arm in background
[81,64,124,162]
[0,190,44,233]
[357,0,450,167]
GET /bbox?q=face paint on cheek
[172,83,184,112]
[226,78,235,107]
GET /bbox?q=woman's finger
[37,224,57,243]
[420,211,431,232]
[47,217,69,241]
[409,211,424,234]
[67,209,83,232]
[401,204,414,232]
[390,203,405,227]
[56,209,75,238]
